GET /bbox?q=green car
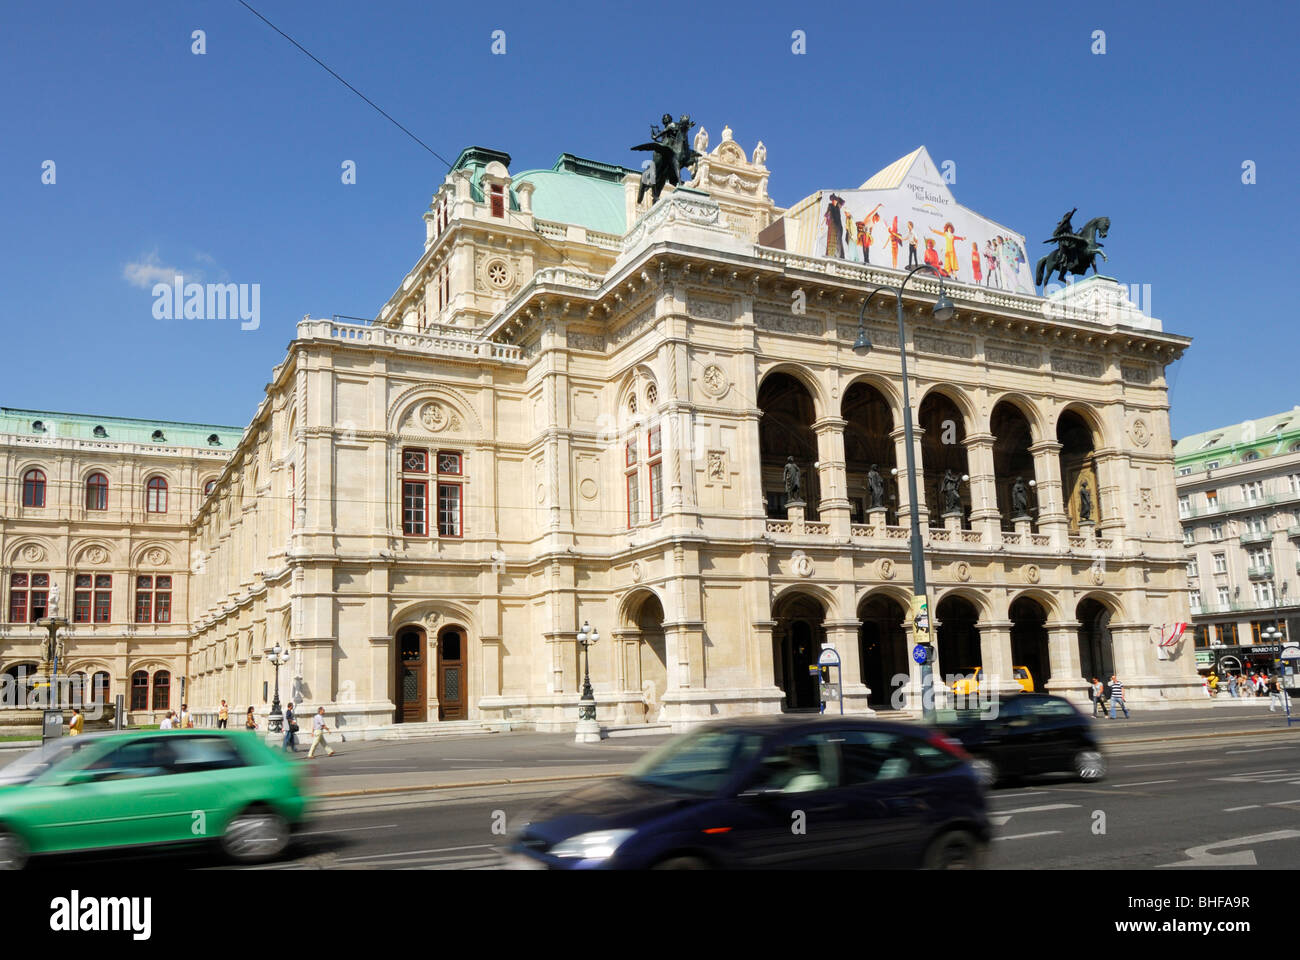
[0,729,311,870]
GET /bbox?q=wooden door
[438,629,466,721]
[397,628,427,723]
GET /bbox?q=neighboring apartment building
[1174,407,1300,676]
[1,133,1203,732]
[0,408,241,722]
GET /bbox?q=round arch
[915,382,978,427]
[854,583,914,613]
[988,392,1047,443]
[1005,587,1064,622]
[1054,402,1108,449]
[5,538,55,566]
[387,384,483,436]
[772,581,838,616]
[841,372,903,421]
[771,588,829,711]
[618,586,668,630]
[933,586,994,622]
[757,362,827,420]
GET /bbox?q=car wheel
[651,856,710,870]
[969,756,998,788]
[0,831,28,871]
[221,808,290,864]
[1074,749,1106,782]
[923,830,985,870]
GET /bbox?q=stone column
[1030,439,1068,547]
[823,620,872,714]
[1092,450,1129,543]
[890,425,928,529]
[976,620,1024,700]
[965,433,1000,542]
[752,619,778,694]
[1044,620,1090,704]
[814,416,851,537]
[612,627,637,725]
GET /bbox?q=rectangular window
[1213,553,1227,574]
[648,426,662,458]
[1210,523,1224,541]
[74,574,93,623]
[1183,528,1195,546]
[135,576,152,624]
[1178,495,1190,518]
[1253,582,1275,606]
[437,451,462,475]
[402,480,428,536]
[93,574,111,623]
[650,462,663,521]
[8,573,28,623]
[1217,622,1239,645]
[154,576,171,623]
[1205,490,1218,509]
[627,472,640,527]
[1194,624,1211,648]
[1217,586,1231,606]
[1243,481,1264,504]
[402,448,428,472]
[490,183,505,218]
[1207,460,1220,470]
[625,441,637,468]
[1189,590,1201,611]
[437,483,462,537]
[28,574,48,621]
[131,674,148,711]
[1187,558,1198,578]
[1291,474,1300,495]
[1178,467,1192,477]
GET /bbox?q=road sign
[818,647,841,667]
[912,644,929,665]
[1282,646,1300,660]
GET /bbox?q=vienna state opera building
[0,130,1202,732]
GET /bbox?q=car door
[28,737,183,852]
[728,731,854,868]
[1024,697,1087,771]
[830,728,938,867]
[164,734,264,838]
[981,696,1033,775]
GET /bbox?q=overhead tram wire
[234,0,617,289]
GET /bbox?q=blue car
[506,717,989,870]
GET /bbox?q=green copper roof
[1174,405,1300,465]
[512,154,637,237]
[451,146,522,208]
[0,407,244,449]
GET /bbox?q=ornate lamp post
[849,263,956,722]
[574,620,601,743]
[265,643,291,734]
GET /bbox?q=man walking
[1269,674,1286,713]
[1109,673,1129,719]
[307,707,336,759]
[282,701,299,752]
[217,700,229,729]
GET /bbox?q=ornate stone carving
[986,343,1041,368]
[579,478,598,501]
[706,449,728,483]
[1025,564,1041,584]
[83,546,108,565]
[837,324,899,348]
[1122,364,1153,384]
[954,561,972,582]
[419,401,462,433]
[793,552,814,578]
[146,547,167,566]
[877,558,896,580]
[568,332,605,352]
[20,544,44,564]
[611,306,655,346]
[913,333,974,359]
[1130,418,1150,447]
[1051,353,1104,378]
[756,310,821,336]
[700,363,730,399]
[632,561,644,582]
[687,296,732,321]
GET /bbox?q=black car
[506,716,990,870]
[935,692,1105,787]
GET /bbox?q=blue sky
[1,0,1295,437]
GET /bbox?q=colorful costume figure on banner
[858,216,875,264]
[825,194,846,259]
[905,221,918,267]
[970,242,982,285]
[1000,236,1029,292]
[923,237,945,274]
[983,241,998,287]
[844,212,859,262]
[931,222,965,278]
[884,216,903,269]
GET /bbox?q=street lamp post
[574,620,601,743]
[265,643,290,734]
[849,263,955,722]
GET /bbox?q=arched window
[22,469,45,507]
[92,671,110,704]
[146,476,168,513]
[152,670,170,711]
[85,472,108,510]
[203,479,216,497]
[130,670,149,710]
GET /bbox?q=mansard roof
[511,153,637,236]
[1174,405,1300,463]
[0,407,243,449]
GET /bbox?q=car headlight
[550,829,635,860]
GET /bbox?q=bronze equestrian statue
[1035,209,1111,288]
[632,113,702,204]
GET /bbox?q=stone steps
[377,720,500,741]
[601,722,674,739]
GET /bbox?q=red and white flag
[1158,622,1189,647]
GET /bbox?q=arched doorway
[858,594,907,708]
[395,625,427,722]
[773,592,827,710]
[936,596,981,684]
[632,594,667,722]
[1058,409,1100,532]
[842,382,897,525]
[920,392,970,528]
[1,663,37,706]
[758,372,819,519]
[1077,598,1115,682]
[992,401,1037,531]
[1010,596,1051,690]
[436,625,467,721]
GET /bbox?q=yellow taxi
[950,666,1034,697]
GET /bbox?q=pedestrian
[1227,673,1239,698]
[1099,676,1113,718]
[245,706,258,730]
[160,710,176,730]
[1090,677,1106,717]
[1109,673,1129,719]
[68,706,84,736]
[283,701,300,752]
[307,707,337,759]
[180,703,194,728]
[1207,672,1219,697]
[1257,673,1269,698]
[1269,674,1286,713]
[218,700,229,729]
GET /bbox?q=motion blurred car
[935,692,1105,787]
[0,729,310,870]
[506,717,989,870]
[949,666,1034,696]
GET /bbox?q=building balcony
[1247,564,1274,580]
[1240,530,1273,545]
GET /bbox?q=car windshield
[626,728,765,796]
[0,737,101,786]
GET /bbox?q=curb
[312,770,623,799]
[1102,728,1297,746]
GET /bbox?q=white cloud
[123,250,217,288]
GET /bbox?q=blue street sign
[912,645,928,665]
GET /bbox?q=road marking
[297,822,399,837]
[1268,799,1300,806]
[1235,747,1296,754]
[336,843,495,863]
[989,791,1054,800]
[1157,830,1300,868]
[992,803,1080,815]
[1125,759,1219,769]
[993,831,1061,842]
[1223,805,1260,812]
[442,758,505,762]
[1108,779,1178,788]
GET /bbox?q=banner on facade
[784,146,1036,294]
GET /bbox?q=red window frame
[152,671,170,711]
[437,451,462,475]
[289,464,295,530]
[402,448,428,472]
[154,576,172,623]
[403,479,428,536]
[437,482,462,538]
[74,574,93,623]
[85,473,108,510]
[146,476,168,513]
[203,479,216,497]
[93,574,111,623]
[490,183,505,218]
[8,573,28,623]
[135,575,153,623]
[648,426,662,457]
[22,469,45,507]
[627,472,640,527]
[9,573,48,623]
[130,671,149,710]
[649,462,664,521]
